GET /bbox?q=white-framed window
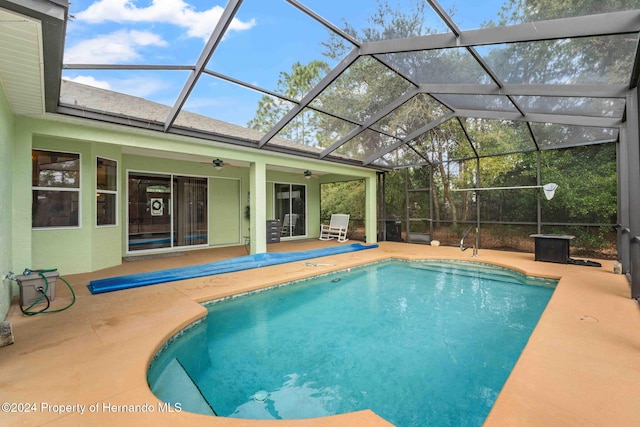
[32,149,81,228]
[96,157,118,226]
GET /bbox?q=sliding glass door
[173,176,208,246]
[128,172,207,252]
[274,183,306,238]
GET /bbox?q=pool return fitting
[7,268,76,316]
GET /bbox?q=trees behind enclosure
[248,0,621,257]
[324,143,617,257]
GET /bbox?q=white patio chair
[319,214,350,242]
[280,213,298,236]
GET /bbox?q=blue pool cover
[88,243,379,295]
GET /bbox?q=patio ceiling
[5,0,640,170]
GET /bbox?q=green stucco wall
[0,86,14,320]
[91,144,123,270]
[10,115,376,275]
[210,178,242,245]
[30,136,107,274]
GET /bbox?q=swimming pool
[148,260,556,426]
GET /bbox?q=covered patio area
[2,241,638,426]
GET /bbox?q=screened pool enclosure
[5,0,639,299]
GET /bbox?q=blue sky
[63,0,507,126]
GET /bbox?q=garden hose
[18,269,76,316]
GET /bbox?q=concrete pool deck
[1,241,639,426]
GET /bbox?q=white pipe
[452,183,558,200]
[453,185,543,191]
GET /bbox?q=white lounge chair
[319,214,350,242]
[280,213,298,236]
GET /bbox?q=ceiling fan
[199,158,240,170]
[304,170,319,179]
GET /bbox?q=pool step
[409,262,556,288]
[150,357,217,416]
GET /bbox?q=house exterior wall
[210,177,243,246]
[8,115,377,276]
[30,135,109,274]
[0,85,14,320]
[122,154,246,250]
[92,143,123,270]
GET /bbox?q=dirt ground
[357,224,617,260]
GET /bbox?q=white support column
[365,174,377,244]
[249,161,267,254]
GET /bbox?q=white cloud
[64,29,167,63]
[113,77,167,99]
[63,75,112,90]
[76,0,256,41]
[64,73,168,100]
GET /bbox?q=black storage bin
[530,234,575,264]
[385,220,403,242]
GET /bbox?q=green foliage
[570,227,611,252]
[491,0,640,85]
[544,225,614,255]
[496,0,640,24]
[322,0,445,58]
[321,181,365,220]
[247,60,331,146]
[541,144,617,223]
[383,170,406,218]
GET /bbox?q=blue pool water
[148,260,555,426]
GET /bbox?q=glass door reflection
[275,183,306,238]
